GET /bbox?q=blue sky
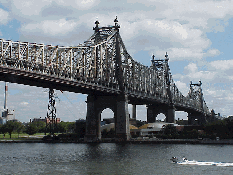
[0,0,233,122]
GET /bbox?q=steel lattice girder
[0,24,210,116]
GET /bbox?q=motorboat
[171,157,233,167]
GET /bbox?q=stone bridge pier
[147,104,175,123]
[84,94,130,142]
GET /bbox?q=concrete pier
[132,104,136,119]
[147,104,175,123]
[84,94,130,142]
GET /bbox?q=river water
[0,143,232,175]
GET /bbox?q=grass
[0,133,47,140]
[0,133,62,140]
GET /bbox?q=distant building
[32,117,46,122]
[228,116,233,120]
[103,118,114,124]
[32,117,60,124]
[136,122,177,136]
[176,119,188,125]
[8,119,19,122]
[102,118,137,126]
[0,117,5,125]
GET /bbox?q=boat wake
[171,157,233,167]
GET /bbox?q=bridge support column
[84,94,130,142]
[188,114,197,125]
[132,104,136,119]
[84,95,101,142]
[198,115,207,125]
[147,105,157,123]
[115,95,130,142]
[166,105,175,123]
[188,112,206,125]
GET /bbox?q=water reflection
[0,143,233,174]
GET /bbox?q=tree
[0,124,7,138]
[32,121,46,133]
[25,123,38,135]
[15,122,24,138]
[162,124,178,139]
[67,122,75,133]
[5,121,18,138]
[136,120,144,128]
[57,121,68,133]
[74,120,86,138]
[204,119,229,139]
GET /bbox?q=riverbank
[1,138,233,144]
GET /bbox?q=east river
[0,143,232,174]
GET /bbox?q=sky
[0,0,233,122]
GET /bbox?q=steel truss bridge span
[0,18,211,141]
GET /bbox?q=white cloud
[182,63,216,82]
[5,0,231,63]
[55,0,100,10]
[0,8,9,24]
[206,49,221,57]
[210,60,233,70]
[20,102,29,105]
[184,63,198,74]
[174,81,189,96]
[21,18,78,36]
[10,0,100,21]
[11,0,52,17]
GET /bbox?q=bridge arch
[99,108,115,124]
[85,94,130,142]
[100,108,115,138]
[157,113,167,122]
[147,104,175,123]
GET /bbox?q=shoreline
[1,139,233,144]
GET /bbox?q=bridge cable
[59,90,84,120]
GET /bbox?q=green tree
[74,120,86,138]
[15,122,24,138]
[136,120,144,128]
[32,121,46,133]
[0,124,7,138]
[4,121,20,138]
[57,121,68,133]
[204,119,229,139]
[67,122,75,133]
[162,124,178,139]
[25,123,38,135]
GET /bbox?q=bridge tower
[187,81,206,125]
[147,53,175,123]
[84,17,130,142]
